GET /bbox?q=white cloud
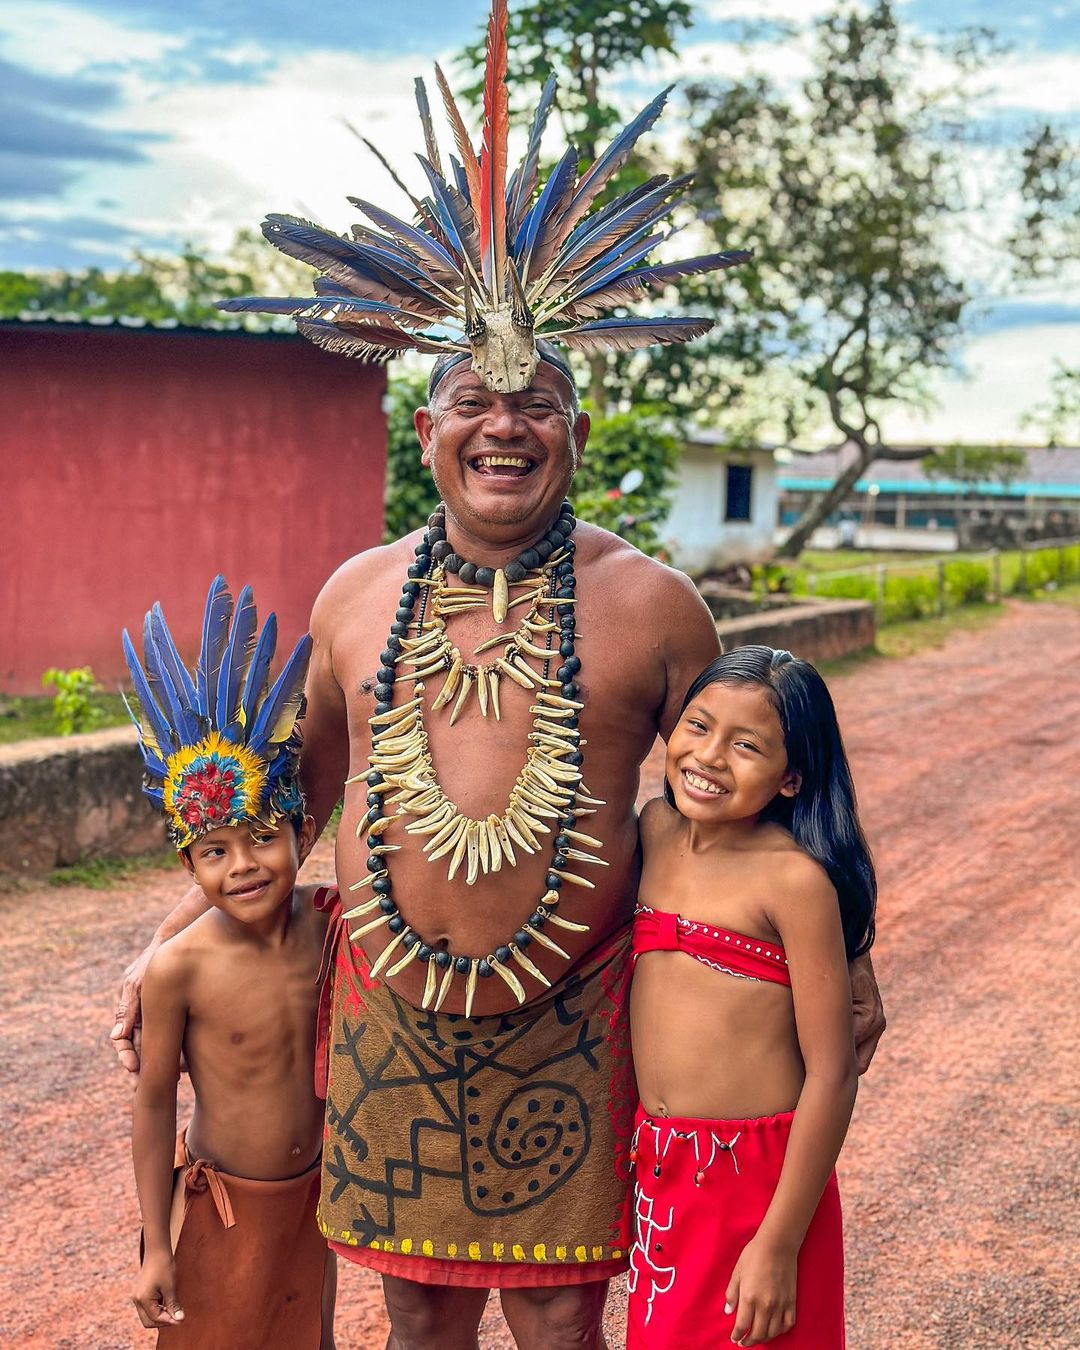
[701,0,835,21]
[0,3,183,76]
[978,51,1080,116]
[884,323,1080,444]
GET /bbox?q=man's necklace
[342,500,605,1016]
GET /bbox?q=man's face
[414,362,590,538]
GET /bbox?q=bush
[383,370,440,542]
[944,560,990,606]
[41,666,104,735]
[883,573,938,622]
[814,574,876,604]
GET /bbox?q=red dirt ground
[1,599,1076,1349]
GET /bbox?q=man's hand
[111,941,160,1076]
[850,952,885,1074]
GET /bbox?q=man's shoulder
[311,533,423,628]
[578,523,703,604]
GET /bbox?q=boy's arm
[727,864,857,1345]
[131,944,190,1329]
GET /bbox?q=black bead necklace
[345,500,601,1017]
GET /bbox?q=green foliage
[943,560,990,605]
[383,370,440,541]
[41,667,104,736]
[1023,362,1080,448]
[1009,123,1080,282]
[0,228,313,326]
[573,404,681,555]
[883,574,938,623]
[48,848,177,890]
[750,562,794,595]
[923,445,1027,489]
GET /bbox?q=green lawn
[0,692,131,746]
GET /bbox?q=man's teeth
[684,770,725,795]
[475,455,530,469]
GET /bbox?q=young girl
[627,646,876,1348]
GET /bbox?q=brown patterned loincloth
[316,902,635,1282]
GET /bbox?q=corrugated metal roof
[0,313,304,341]
[781,442,1080,493]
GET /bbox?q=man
[114,7,884,1343]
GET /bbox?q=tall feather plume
[148,604,200,721]
[122,628,175,759]
[196,575,232,723]
[508,73,557,234]
[414,77,444,179]
[216,585,257,737]
[478,0,509,300]
[216,1,750,392]
[434,64,482,215]
[249,634,314,758]
[240,612,277,731]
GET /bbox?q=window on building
[725,463,753,521]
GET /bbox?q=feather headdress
[218,0,751,393]
[122,576,312,849]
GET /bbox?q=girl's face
[665,681,800,824]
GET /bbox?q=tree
[0,229,313,325]
[922,444,1027,490]
[1023,361,1080,448]
[460,0,693,408]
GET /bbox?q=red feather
[479,0,509,301]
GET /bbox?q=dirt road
[1,599,1076,1348]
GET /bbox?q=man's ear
[415,406,435,467]
[779,770,802,799]
[297,813,318,865]
[572,411,590,467]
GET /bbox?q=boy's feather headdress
[122,576,312,849]
[218,0,750,393]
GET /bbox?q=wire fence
[793,539,1080,626]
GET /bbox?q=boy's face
[181,816,316,925]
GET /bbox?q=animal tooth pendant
[492,569,509,623]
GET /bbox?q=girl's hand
[725,1235,797,1345]
[132,1251,184,1329]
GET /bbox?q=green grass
[47,847,178,890]
[0,692,130,746]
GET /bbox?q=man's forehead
[434,359,578,404]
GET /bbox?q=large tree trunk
[776,444,872,558]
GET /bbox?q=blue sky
[1,0,1078,440]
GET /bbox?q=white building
[662,432,779,573]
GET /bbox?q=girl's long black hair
[665,646,876,960]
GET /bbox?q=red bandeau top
[632,904,791,987]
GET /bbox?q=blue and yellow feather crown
[122,577,313,849]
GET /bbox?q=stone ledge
[716,598,876,664]
[0,725,165,875]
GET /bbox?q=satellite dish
[619,468,645,495]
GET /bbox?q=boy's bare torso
[313,522,721,1016]
[167,884,328,1179]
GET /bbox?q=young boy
[124,577,336,1348]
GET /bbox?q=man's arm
[131,946,188,1330]
[297,572,351,835]
[111,885,210,1074]
[850,951,885,1073]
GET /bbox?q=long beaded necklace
[342,500,604,1017]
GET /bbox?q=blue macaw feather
[548,175,692,281]
[571,249,754,313]
[508,74,557,234]
[571,225,670,293]
[416,157,482,278]
[240,612,277,733]
[556,174,667,258]
[414,76,444,178]
[122,629,175,757]
[297,318,453,361]
[550,315,713,353]
[248,634,314,759]
[148,605,202,745]
[216,585,257,737]
[217,295,322,315]
[448,155,470,202]
[555,87,673,244]
[516,145,578,277]
[348,198,462,281]
[140,611,166,710]
[196,575,232,720]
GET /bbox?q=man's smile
[466,450,539,479]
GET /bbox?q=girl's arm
[131,944,190,1330]
[726,859,858,1346]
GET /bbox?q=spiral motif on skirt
[464,1080,590,1216]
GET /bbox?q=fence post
[875,564,886,622]
[936,559,946,616]
[807,572,816,596]
[991,550,1001,603]
[1018,543,1028,593]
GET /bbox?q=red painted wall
[0,323,387,694]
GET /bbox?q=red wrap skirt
[626,1107,845,1349]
